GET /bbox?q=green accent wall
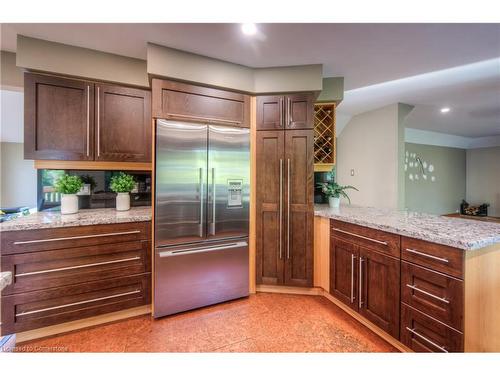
[404,142,466,215]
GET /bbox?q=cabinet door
[95,84,151,162]
[330,237,358,309]
[285,93,314,129]
[283,130,314,287]
[24,73,94,160]
[256,131,285,285]
[256,96,284,130]
[359,246,400,338]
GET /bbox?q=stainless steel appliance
[154,120,250,318]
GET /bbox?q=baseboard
[16,305,151,344]
[256,285,412,353]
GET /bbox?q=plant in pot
[110,172,136,211]
[54,174,83,214]
[317,181,358,208]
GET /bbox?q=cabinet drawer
[152,79,250,127]
[401,237,464,278]
[401,261,463,331]
[1,222,151,255]
[2,241,151,295]
[401,304,463,352]
[330,220,400,258]
[0,273,150,335]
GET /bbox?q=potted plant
[110,172,136,211]
[317,181,358,208]
[54,174,83,214]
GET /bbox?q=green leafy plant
[109,172,135,193]
[54,174,83,194]
[316,181,358,203]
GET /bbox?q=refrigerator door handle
[158,241,248,258]
[211,167,216,235]
[199,167,204,237]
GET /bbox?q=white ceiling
[1,23,499,139]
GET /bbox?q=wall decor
[405,150,437,182]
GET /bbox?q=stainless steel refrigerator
[154,119,250,318]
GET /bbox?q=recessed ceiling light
[440,107,451,113]
[241,23,257,36]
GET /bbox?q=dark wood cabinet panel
[330,237,358,309]
[284,130,314,287]
[401,303,463,352]
[152,79,250,127]
[95,84,151,162]
[402,237,464,279]
[285,93,314,129]
[359,246,400,338]
[256,131,285,285]
[256,96,283,130]
[24,73,94,161]
[401,261,463,331]
[330,219,400,258]
[1,273,151,335]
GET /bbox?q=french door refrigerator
[154,119,250,318]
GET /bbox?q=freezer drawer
[153,239,249,318]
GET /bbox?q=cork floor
[15,293,398,353]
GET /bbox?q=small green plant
[54,174,83,195]
[317,181,358,203]
[110,172,135,193]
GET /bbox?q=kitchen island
[314,204,500,352]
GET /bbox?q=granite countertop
[0,272,12,292]
[314,204,500,251]
[0,206,152,232]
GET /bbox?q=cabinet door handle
[279,97,284,127]
[406,284,450,304]
[332,228,388,246]
[16,289,141,317]
[13,230,142,245]
[287,158,291,259]
[351,254,356,303]
[405,248,449,263]
[279,159,283,259]
[86,85,90,157]
[199,167,204,238]
[97,86,100,157]
[405,327,448,353]
[166,113,241,125]
[358,257,364,308]
[287,97,291,126]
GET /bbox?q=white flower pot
[328,196,340,208]
[61,194,79,215]
[116,192,130,211]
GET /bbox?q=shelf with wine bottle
[314,102,336,172]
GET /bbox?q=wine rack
[313,102,336,172]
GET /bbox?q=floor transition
[15,293,397,352]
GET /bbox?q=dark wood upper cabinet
[330,237,358,309]
[358,246,400,338]
[95,84,151,162]
[255,131,285,285]
[284,130,314,287]
[24,73,94,161]
[256,93,314,130]
[152,79,250,127]
[256,96,283,130]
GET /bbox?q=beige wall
[337,104,401,209]
[316,77,344,103]
[0,142,37,208]
[1,51,24,90]
[466,146,500,217]
[17,35,149,87]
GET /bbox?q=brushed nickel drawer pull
[159,241,247,258]
[15,290,141,317]
[350,254,356,303]
[405,327,448,353]
[405,248,449,263]
[13,230,142,245]
[16,256,142,278]
[167,113,241,125]
[333,228,388,246]
[406,284,450,304]
[358,257,364,308]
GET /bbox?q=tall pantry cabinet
[255,94,315,287]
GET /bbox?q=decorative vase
[328,196,340,208]
[60,194,79,215]
[116,192,130,211]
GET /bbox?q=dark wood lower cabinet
[256,129,313,287]
[330,237,358,309]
